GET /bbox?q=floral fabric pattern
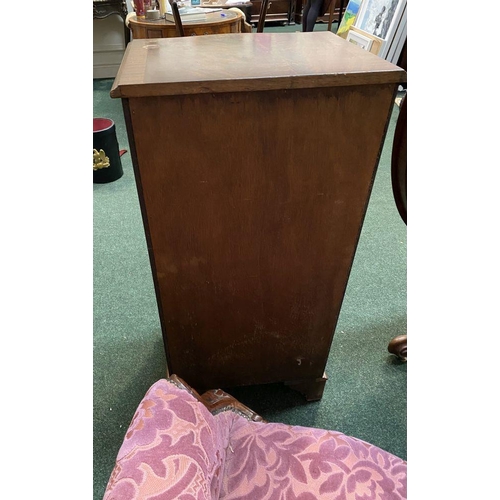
[103,379,407,499]
[220,417,406,499]
[103,379,230,499]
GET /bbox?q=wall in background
[93,0,133,79]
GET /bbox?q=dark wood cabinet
[111,32,406,401]
[294,0,346,27]
[250,0,295,24]
[248,0,346,28]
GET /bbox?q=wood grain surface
[120,88,398,393]
[111,32,407,98]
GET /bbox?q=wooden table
[128,10,243,38]
[111,32,406,400]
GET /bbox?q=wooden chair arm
[168,374,266,422]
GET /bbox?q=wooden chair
[388,94,407,361]
[256,0,270,33]
[234,0,270,34]
[326,0,346,32]
[170,1,185,36]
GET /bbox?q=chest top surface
[110,32,406,98]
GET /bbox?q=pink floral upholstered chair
[103,375,407,499]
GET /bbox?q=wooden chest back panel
[126,83,395,390]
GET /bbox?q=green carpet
[93,33,406,499]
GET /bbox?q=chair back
[256,0,270,32]
[171,1,185,36]
[391,94,407,225]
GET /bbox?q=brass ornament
[93,149,110,170]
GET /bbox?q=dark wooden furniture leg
[388,335,407,361]
[285,373,328,401]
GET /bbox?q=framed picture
[384,5,406,63]
[346,29,373,51]
[346,26,384,55]
[337,0,363,39]
[354,0,406,59]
